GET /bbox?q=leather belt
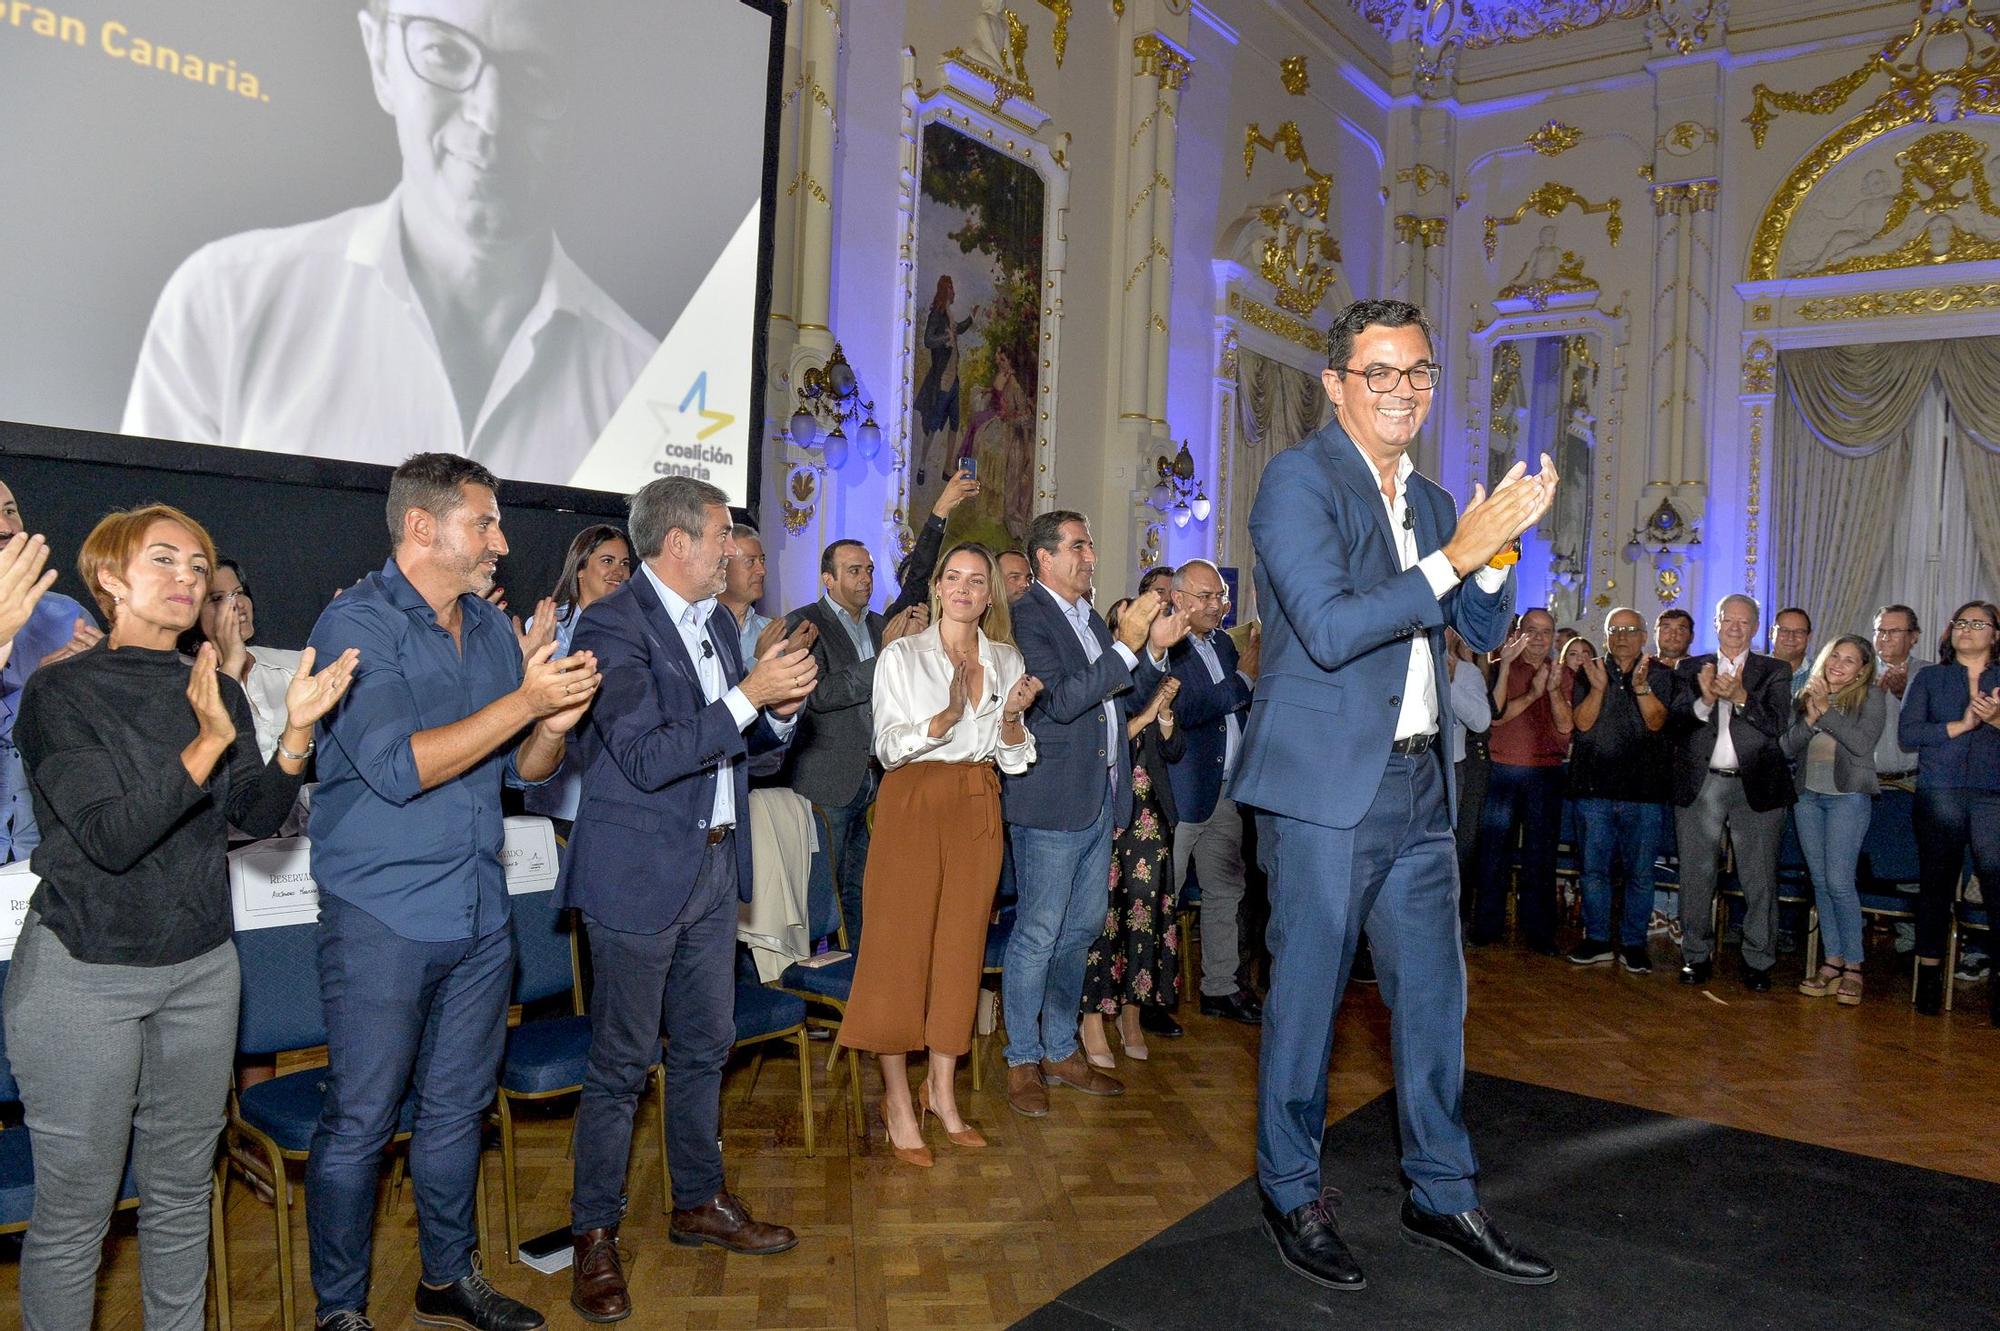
[1708,769,1741,778]
[1390,732,1438,755]
[705,826,732,846]
[1878,769,1917,782]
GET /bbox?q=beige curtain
[1935,338,2000,591]
[1229,347,1329,591]
[1782,342,1941,449]
[1773,358,1911,640]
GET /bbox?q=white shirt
[1350,439,1508,741]
[1189,631,1246,780]
[237,648,304,762]
[1446,658,1494,765]
[641,564,794,830]
[821,593,876,662]
[871,624,1036,774]
[1036,581,1145,776]
[1694,648,1750,771]
[123,190,658,487]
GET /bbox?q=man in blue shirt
[0,478,102,862]
[305,454,601,1331]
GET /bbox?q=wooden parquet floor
[11,940,2000,1330]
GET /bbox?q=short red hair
[77,503,217,622]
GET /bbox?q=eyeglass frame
[1332,361,1444,394]
[1951,617,1996,631]
[382,12,572,121]
[1179,587,1230,606]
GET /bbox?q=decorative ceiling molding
[1347,0,1650,48]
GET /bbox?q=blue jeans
[1472,763,1564,947]
[1256,754,1477,1217]
[1793,790,1871,964]
[1003,788,1116,1066]
[306,894,514,1318]
[820,774,876,949]
[1575,798,1666,947]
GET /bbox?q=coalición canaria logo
[648,372,737,480]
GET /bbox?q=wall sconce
[1623,496,1701,608]
[1147,440,1211,530]
[787,342,880,470]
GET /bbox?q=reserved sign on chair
[229,836,319,932]
[0,860,36,960]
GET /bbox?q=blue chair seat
[1959,903,1990,929]
[733,983,806,1041]
[984,914,1015,970]
[500,1014,594,1096]
[779,955,853,1002]
[1859,891,1914,914]
[239,1069,416,1154]
[0,1129,140,1230]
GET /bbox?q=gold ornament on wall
[1280,55,1309,94]
[1497,248,1599,310]
[1797,282,2000,320]
[1135,32,1194,89]
[1660,120,1716,155]
[1226,291,1326,358]
[1741,338,1775,394]
[1525,120,1582,156]
[1039,0,1072,67]
[1393,214,1448,247]
[1802,129,2000,275]
[1396,163,1452,195]
[1484,182,1623,261]
[1244,122,1343,316]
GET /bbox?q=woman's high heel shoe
[879,1108,932,1168]
[917,1081,987,1149]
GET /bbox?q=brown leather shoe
[569,1227,630,1323]
[668,1191,799,1255]
[1042,1051,1125,1096]
[1007,1062,1050,1117]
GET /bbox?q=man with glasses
[1164,558,1262,1028]
[1234,299,1558,1293]
[1771,607,1813,697]
[125,0,655,487]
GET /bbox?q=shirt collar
[641,562,714,630]
[821,592,870,629]
[1347,434,1416,500]
[381,556,490,632]
[1036,580,1087,619]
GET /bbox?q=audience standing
[1782,635,1885,1005]
[1771,607,1813,698]
[522,525,632,829]
[719,522,776,661]
[1444,628,1493,915]
[1472,608,1568,952]
[998,550,1034,604]
[1897,600,2000,1020]
[1654,608,1694,670]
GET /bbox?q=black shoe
[1566,939,1614,966]
[1200,992,1263,1025]
[1350,946,1378,985]
[1261,1191,1366,1291]
[1742,965,1772,993]
[1618,946,1652,974]
[1399,1198,1556,1285]
[414,1258,546,1331]
[1915,963,1944,1016]
[1678,959,1712,986]
[1138,1007,1184,1038]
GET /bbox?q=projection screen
[0,0,781,508]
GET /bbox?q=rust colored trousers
[837,761,1004,1056]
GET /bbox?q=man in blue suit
[1001,510,1180,1116]
[558,477,818,1322]
[1234,299,1559,1292]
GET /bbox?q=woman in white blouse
[184,558,309,839]
[838,543,1042,1166]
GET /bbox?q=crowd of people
[0,316,1995,1327]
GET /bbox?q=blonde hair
[77,503,217,623]
[1802,634,1876,717]
[928,542,1013,646]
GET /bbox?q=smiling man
[1234,298,1559,1295]
[123,0,656,486]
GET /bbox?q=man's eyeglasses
[1773,626,1809,637]
[1335,362,1442,394]
[1606,626,1645,636]
[1182,589,1230,606]
[1952,618,1996,631]
[387,14,570,121]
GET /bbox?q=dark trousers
[1913,786,2000,960]
[1256,753,1477,1217]
[820,772,877,949]
[572,835,738,1226]
[306,894,514,1318]
[1472,763,1563,947]
[1453,746,1489,921]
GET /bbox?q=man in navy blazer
[557,476,818,1321]
[1000,510,1179,1116]
[1234,299,1559,1293]
[1163,558,1265,1026]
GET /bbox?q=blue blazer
[1231,419,1514,831]
[557,572,788,932]
[1163,632,1251,825]
[1900,659,2000,792]
[1001,582,1161,832]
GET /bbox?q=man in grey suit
[783,470,974,943]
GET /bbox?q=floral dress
[1082,721,1184,1015]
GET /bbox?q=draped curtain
[1775,338,2000,642]
[1230,346,1329,594]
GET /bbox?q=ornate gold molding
[1227,290,1326,358]
[1396,163,1452,195]
[1484,182,1623,261]
[1741,338,1775,395]
[1135,33,1194,89]
[1040,0,1072,66]
[1245,122,1342,315]
[1796,281,2000,320]
[1496,250,1599,310]
[1525,120,1581,156]
[1745,402,1764,593]
[1280,55,1309,95]
[1660,120,1715,155]
[1393,214,1448,247]
[941,47,1036,109]
[1651,179,1718,215]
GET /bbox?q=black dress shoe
[413,1257,545,1331]
[1915,963,1944,1016]
[1399,1199,1556,1285]
[1200,992,1263,1025]
[1742,965,1772,993]
[1261,1192,1366,1291]
[1678,959,1713,986]
[1138,1007,1184,1038]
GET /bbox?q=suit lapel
[1410,479,1443,560]
[628,571,701,691]
[1033,583,1090,669]
[1317,424,1399,562]
[812,601,861,669]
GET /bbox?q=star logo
[647,371,735,444]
